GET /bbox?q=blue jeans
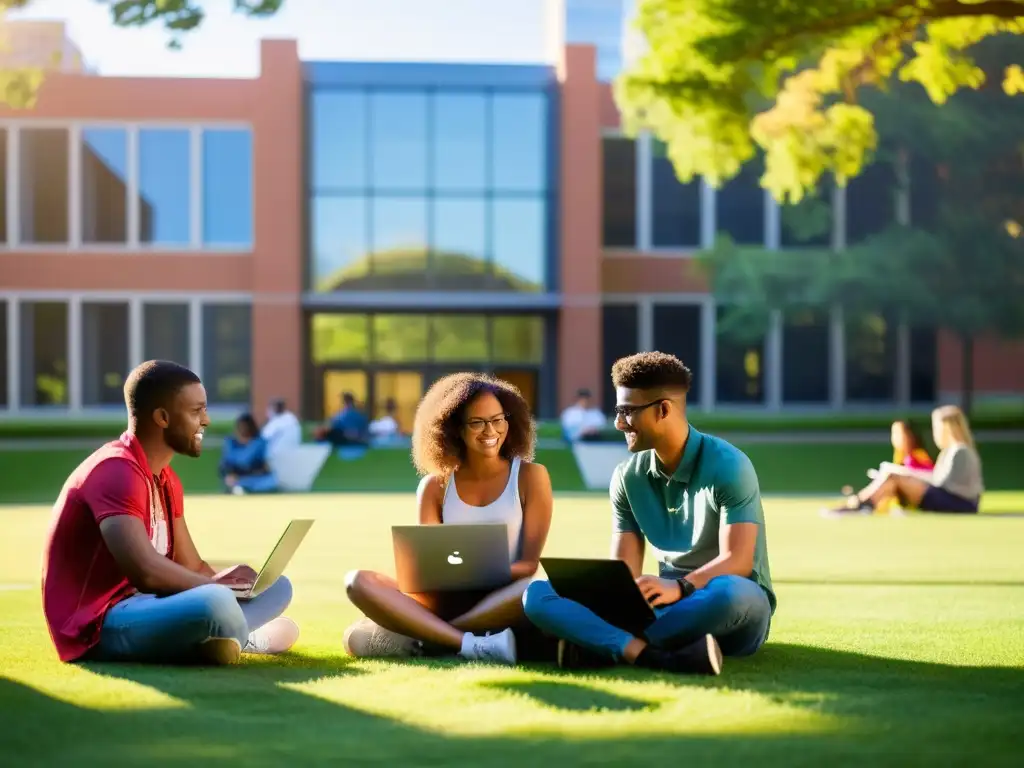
[522,574,771,661]
[86,576,292,663]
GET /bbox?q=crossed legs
[853,471,929,510]
[343,569,530,656]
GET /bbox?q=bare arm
[417,475,444,525]
[612,531,645,578]
[878,461,934,483]
[171,515,216,577]
[99,516,214,595]
[511,462,553,580]
[682,523,757,589]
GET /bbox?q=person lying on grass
[827,405,984,516]
[523,352,777,675]
[42,360,299,666]
[343,373,554,666]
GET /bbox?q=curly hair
[611,351,693,393]
[411,373,536,479]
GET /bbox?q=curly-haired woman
[342,373,554,665]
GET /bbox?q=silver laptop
[231,519,314,600]
[392,523,511,593]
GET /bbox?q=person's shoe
[197,637,242,665]
[636,634,723,676]
[459,628,517,666]
[555,638,616,670]
[244,617,300,655]
[343,618,423,659]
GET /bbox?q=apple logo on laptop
[447,551,463,565]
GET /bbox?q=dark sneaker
[556,639,615,670]
[637,634,723,676]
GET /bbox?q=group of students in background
[828,405,985,516]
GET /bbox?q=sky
[6,0,560,77]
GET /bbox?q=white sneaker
[244,617,300,655]
[460,628,517,666]
[343,618,422,658]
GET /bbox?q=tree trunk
[960,333,975,416]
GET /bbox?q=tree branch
[746,0,1024,62]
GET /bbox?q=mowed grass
[1,492,1023,766]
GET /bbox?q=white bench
[268,443,331,492]
[571,441,631,490]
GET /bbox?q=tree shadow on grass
[1,644,1022,767]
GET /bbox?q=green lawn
[1,492,1023,765]
[1,440,1022,505]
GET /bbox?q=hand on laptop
[213,564,258,588]
[636,575,682,607]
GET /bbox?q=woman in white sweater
[831,405,984,514]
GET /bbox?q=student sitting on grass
[841,419,934,513]
[523,352,777,675]
[342,373,554,666]
[41,360,299,666]
[220,413,279,495]
[828,405,984,515]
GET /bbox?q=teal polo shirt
[611,426,776,613]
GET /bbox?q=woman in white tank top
[342,373,554,666]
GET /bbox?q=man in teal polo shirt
[523,351,775,675]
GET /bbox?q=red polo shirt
[41,432,184,662]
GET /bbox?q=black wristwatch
[676,577,696,599]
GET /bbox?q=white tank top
[441,457,524,562]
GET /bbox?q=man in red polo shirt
[42,360,300,665]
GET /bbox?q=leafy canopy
[616,0,1024,202]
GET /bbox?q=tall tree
[700,37,1024,413]
[617,0,1024,202]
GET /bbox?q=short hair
[124,360,201,421]
[270,398,286,414]
[236,412,260,437]
[342,392,356,406]
[611,351,693,393]
[411,373,535,480]
[576,388,592,399]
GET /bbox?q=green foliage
[618,0,1024,202]
[100,0,284,49]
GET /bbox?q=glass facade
[309,85,553,293]
[308,312,547,418]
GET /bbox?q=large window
[310,312,545,368]
[782,309,831,403]
[309,312,547,418]
[19,301,68,407]
[202,129,253,246]
[845,312,897,402]
[143,303,191,365]
[715,307,765,404]
[910,326,937,403]
[202,304,252,405]
[19,128,69,244]
[601,304,639,413]
[81,127,129,245]
[82,302,129,406]
[716,159,765,246]
[652,304,702,404]
[652,139,701,248]
[0,124,252,250]
[309,88,552,292]
[847,163,895,244]
[602,136,636,247]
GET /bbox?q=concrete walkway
[0,431,1022,452]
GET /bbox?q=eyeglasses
[613,400,666,420]
[465,414,509,432]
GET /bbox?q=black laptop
[540,557,657,636]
